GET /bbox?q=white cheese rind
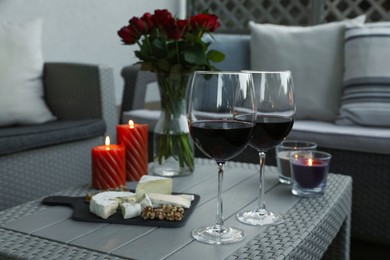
[135,175,172,199]
[120,202,142,219]
[148,193,191,208]
[139,193,153,209]
[176,194,195,201]
[89,191,136,219]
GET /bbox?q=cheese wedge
[176,194,195,202]
[120,202,142,219]
[120,193,153,219]
[135,175,172,199]
[148,193,191,208]
[139,193,153,209]
[89,191,136,219]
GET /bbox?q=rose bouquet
[118,9,224,73]
[118,9,224,175]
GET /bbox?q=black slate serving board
[42,192,200,228]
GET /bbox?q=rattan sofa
[0,62,117,211]
[120,35,390,248]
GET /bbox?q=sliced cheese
[139,193,153,209]
[120,202,142,219]
[176,194,195,202]
[148,193,191,208]
[135,175,172,199]
[89,191,136,219]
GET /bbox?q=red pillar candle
[91,136,126,189]
[116,120,148,181]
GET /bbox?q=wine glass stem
[257,151,266,211]
[215,162,225,232]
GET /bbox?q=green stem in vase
[154,72,194,172]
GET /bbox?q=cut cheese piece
[120,202,142,219]
[89,191,136,219]
[135,175,172,199]
[148,193,191,208]
[176,194,195,202]
[139,193,152,209]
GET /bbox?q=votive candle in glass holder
[276,140,317,184]
[289,151,331,197]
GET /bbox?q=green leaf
[207,49,225,63]
[184,44,207,65]
[167,49,177,59]
[152,38,165,50]
[156,59,170,72]
[134,50,143,60]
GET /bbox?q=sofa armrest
[120,64,156,123]
[43,62,117,139]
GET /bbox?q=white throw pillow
[0,18,55,127]
[249,16,365,121]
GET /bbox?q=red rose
[129,17,147,35]
[190,13,220,32]
[177,19,189,32]
[166,19,188,40]
[117,25,139,44]
[207,14,219,32]
[152,9,173,28]
[141,12,154,32]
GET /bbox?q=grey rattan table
[0,159,352,260]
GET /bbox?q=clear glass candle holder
[276,140,317,184]
[290,151,331,197]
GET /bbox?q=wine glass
[188,71,256,244]
[237,71,295,226]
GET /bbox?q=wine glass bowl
[188,71,256,244]
[237,71,295,226]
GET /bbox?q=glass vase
[152,72,195,177]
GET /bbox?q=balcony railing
[187,0,390,32]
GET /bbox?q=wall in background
[0,0,185,105]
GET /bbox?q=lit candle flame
[128,120,135,129]
[105,136,110,150]
[307,158,313,166]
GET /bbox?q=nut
[141,204,185,221]
[173,211,183,221]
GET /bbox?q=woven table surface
[0,159,351,260]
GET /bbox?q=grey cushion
[0,119,106,155]
[204,34,251,71]
[336,22,390,127]
[288,120,390,155]
[248,17,365,122]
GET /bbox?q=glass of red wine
[236,71,295,226]
[188,71,256,244]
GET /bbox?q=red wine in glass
[190,120,253,163]
[249,116,294,152]
[188,71,256,244]
[237,70,295,226]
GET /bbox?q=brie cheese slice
[176,194,195,202]
[148,193,191,208]
[120,202,142,219]
[135,175,172,199]
[89,191,136,219]
[139,193,153,209]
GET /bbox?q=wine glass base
[236,209,284,226]
[192,225,246,244]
